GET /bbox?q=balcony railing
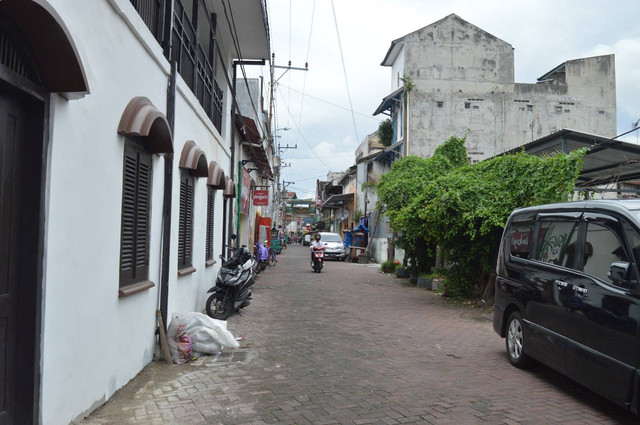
[129,0,164,44]
[130,0,223,134]
[172,0,223,133]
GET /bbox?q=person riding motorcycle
[310,233,322,260]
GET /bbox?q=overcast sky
[247,0,640,199]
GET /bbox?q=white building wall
[168,84,231,320]
[390,46,405,91]
[39,0,238,423]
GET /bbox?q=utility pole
[276,144,297,231]
[281,180,295,235]
[268,54,307,233]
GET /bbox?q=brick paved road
[83,245,638,424]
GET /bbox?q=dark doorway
[0,79,44,425]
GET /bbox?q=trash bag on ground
[167,312,240,363]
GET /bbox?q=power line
[276,85,334,170]
[294,0,316,148]
[331,0,359,143]
[279,83,381,121]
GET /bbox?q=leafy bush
[377,135,586,299]
[380,259,400,273]
[378,119,393,147]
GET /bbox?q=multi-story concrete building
[374,13,617,162]
[0,1,270,423]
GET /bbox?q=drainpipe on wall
[159,60,177,328]
[159,1,176,329]
[236,161,242,242]
[227,64,238,251]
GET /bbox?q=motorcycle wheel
[205,292,233,320]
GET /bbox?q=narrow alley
[82,246,637,424]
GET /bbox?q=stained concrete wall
[395,14,616,161]
[404,14,514,86]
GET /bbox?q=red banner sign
[253,189,269,206]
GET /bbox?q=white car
[318,232,346,261]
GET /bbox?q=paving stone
[81,246,638,425]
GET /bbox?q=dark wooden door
[0,87,27,425]
[0,82,42,425]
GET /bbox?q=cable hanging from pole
[331,0,359,144]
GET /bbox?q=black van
[494,199,640,414]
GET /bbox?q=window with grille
[129,0,164,43]
[178,169,195,272]
[171,0,223,133]
[205,185,215,264]
[119,140,152,287]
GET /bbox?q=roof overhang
[374,140,404,163]
[496,129,640,187]
[373,86,403,116]
[381,37,404,66]
[321,193,354,210]
[212,0,270,60]
[538,62,566,83]
[1,0,90,98]
[236,115,273,178]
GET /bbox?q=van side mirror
[608,261,630,283]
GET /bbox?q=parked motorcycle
[205,244,255,320]
[310,245,325,273]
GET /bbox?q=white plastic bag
[189,327,223,355]
[167,313,192,364]
[186,313,239,349]
[167,312,239,362]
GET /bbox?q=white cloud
[256,0,640,188]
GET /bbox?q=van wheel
[506,311,531,368]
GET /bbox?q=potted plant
[409,264,420,285]
[417,272,434,289]
[380,259,399,274]
[395,261,410,278]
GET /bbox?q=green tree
[377,136,468,272]
[378,119,393,147]
[378,135,587,299]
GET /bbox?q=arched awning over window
[1,0,89,98]
[118,97,173,154]
[179,140,208,178]
[208,161,225,189]
[223,176,236,198]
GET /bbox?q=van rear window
[509,222,533,259]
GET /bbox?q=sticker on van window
[536,221,579,265]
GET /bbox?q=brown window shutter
[178,170,195,269]
[120,141,152,286]
[206,186,214,261]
